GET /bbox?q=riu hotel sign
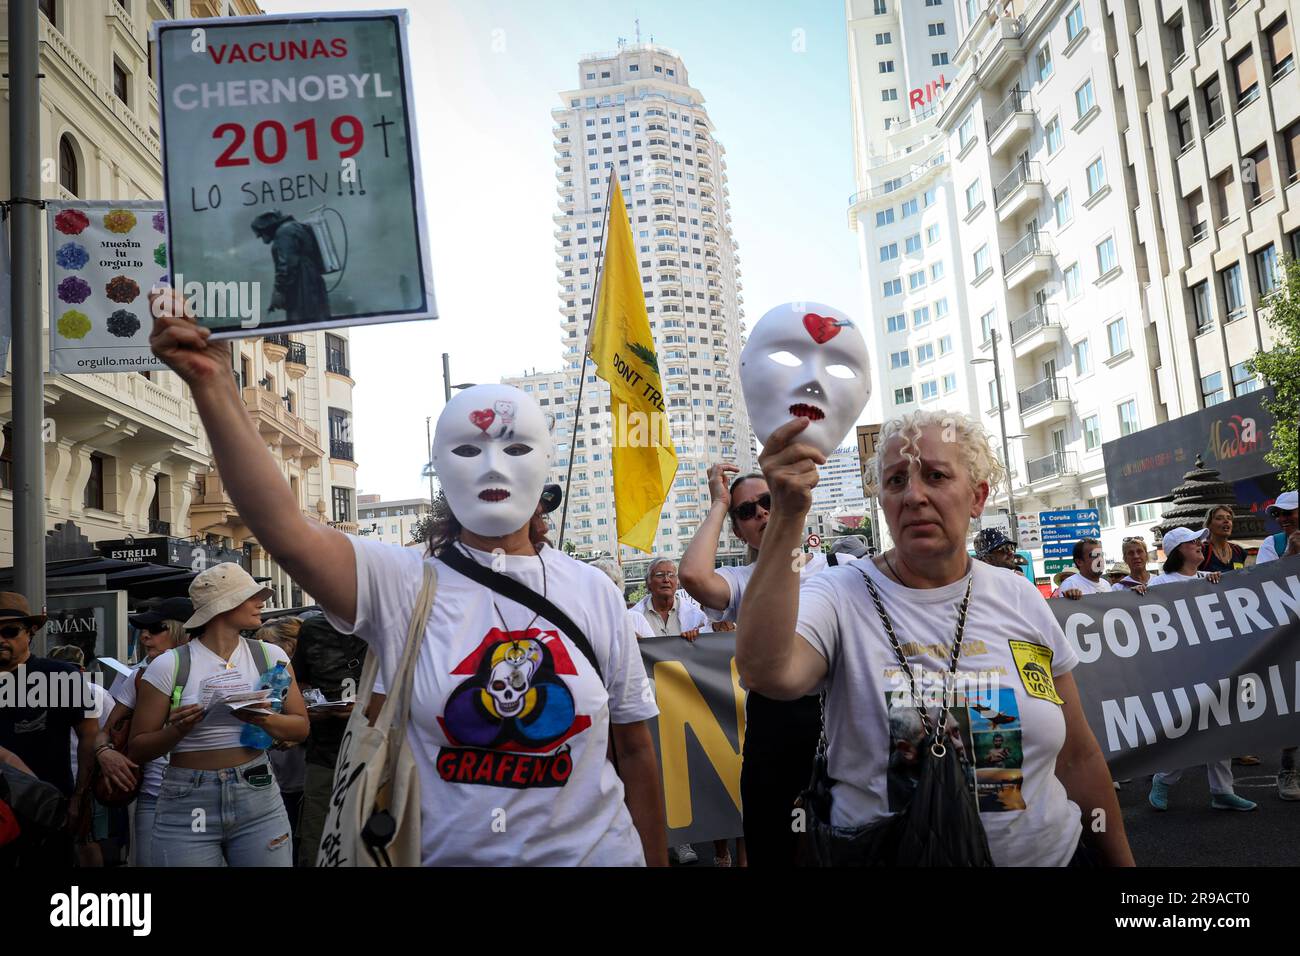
[909,75,947,110]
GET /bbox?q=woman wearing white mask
[147,291,666,866]
[1145,528,1255,812]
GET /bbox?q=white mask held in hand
[433,384,554,538]
[740,302,872,457]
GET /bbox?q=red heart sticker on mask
[803,312,840,344]
[469,408,495,432]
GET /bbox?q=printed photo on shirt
[436,627,593,789]
[969,688,1026,812]
[884,693,974,812]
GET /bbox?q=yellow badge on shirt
[1008,640,1063,705]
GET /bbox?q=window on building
[942,372,957,393]
[1174,100,1194,149]
[1086,156,1106,196]
[1268,17,1294,80]
[876,31,891,44]
[1284,120,1300,183]
[901,198,919,217]
[1073,337,1092,375]
[58,135,78,196]
[1075,78,1095,119]
[1201,74,1225,128]
[1169,13,1187,62]
[932,52,949,66]
[894,386,914,405]
[965,179,982,211]
[1054,188,1073,227]
[113,59,129,106]
[879,242,899,262]
[1221,262,1246,318]
[1246,144,1274,205]
[873,0,887,13]
[890,350,911,369]
[1083,414,1101,450]
[1201,371,1226,406]
[905,233,922,255]
[1254,243,1281,295]
[883,278,902,296]
[934,297,949,317]
[876,207,895,226]
[1106,316,1129,356]
[958,114,975,149]
[879,60,895,73]
[1036,43,1054,81]
[1089,495,1112,528]
[928,22,946,36]
[0,423,12,489]
[1233,47,1259,107]
[1066,3,1084,42]
[1213,167,1235,224]
[920,380,939,400]
[886,313,907,333]
[39,0,55,26]
[930,261,945,280]
[1231,361,1260,395]
[973,244,990,276]
[325,333,349,375]
[909,270,927,291]
[939,334,952,355]
[1192,279,1213,332]
[1125,503,1160,523]
[979,310,995,344]
[1045,116,1063,153]
[924,187,938,207]
[1118,399,1139,436]
[926,223,941,244]
[84,453,105,510]
[916,343,935,364]
[1096,236,1119,275]
[332,487,352,523]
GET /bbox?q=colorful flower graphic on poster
[155,11,435,339]
[47,200,168,375]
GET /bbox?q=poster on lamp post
[46,200,169,375]
[154,10,436,339]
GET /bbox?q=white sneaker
[669,843,698,864]
[1278,770,1300,801]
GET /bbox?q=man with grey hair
[629,557,708,640]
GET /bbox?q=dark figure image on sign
[250,210,330,324]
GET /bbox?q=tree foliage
[409,513,433,545]
[1248,256,1300,488]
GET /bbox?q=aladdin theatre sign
[1101,389,1276,505]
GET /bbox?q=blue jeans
[133,794,157,867]
[150,756,293,867]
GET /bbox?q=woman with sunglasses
[95,597,193,866]
[680,464,827,867]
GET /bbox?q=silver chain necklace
[454,540,548,634]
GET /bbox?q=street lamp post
[973,329,1018,540]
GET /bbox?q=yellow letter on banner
[653,658,747,829]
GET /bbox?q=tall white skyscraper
[846,0,978,424]
[546,43,755,566]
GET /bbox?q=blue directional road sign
[1042,542,1076,558]
[1041,523,1102,542]
[1040,508,1101,525]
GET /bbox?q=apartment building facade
[357,494,430,549]
[548,44,755,563]
[0,0,360,610]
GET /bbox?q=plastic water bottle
[240,661,290,750]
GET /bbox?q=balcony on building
[1002,231,1055,290]
[284,341,308,380]
[957,8,1025,81]
[1025,450,1080,492]
[994,161,1046,222]
[986,89,1034,159]
[241,386,324,466]
[1009,303,1065,358]
[1017,376,1072,429]
[262,333,291,364]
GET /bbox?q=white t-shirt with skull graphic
[325,537,658,866]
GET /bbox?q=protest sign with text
[155,10,435,338]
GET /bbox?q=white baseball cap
[1161,526,1210,555]
[1266,490,1298,517]
[185,562,273,629]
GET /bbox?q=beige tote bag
[316,562,436,867]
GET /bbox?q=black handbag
[797,569,994,867]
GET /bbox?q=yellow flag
[588,177,679,553]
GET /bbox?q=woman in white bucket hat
[128,562,308,866]
[1146,527,1256,813]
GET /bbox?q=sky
[263,0,864,500]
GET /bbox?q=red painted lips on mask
[789,403,826,421]
[802,312,841,344]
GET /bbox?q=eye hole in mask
[826,364,857,379]
[767,350,802,367]
[504,444,533,457]
[452,444,481,457]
